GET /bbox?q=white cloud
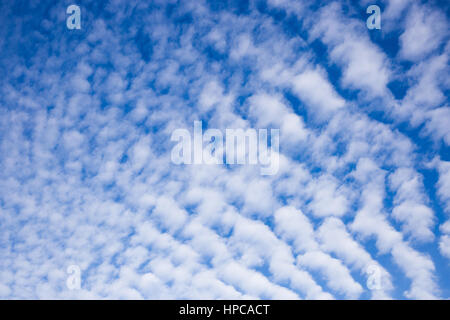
[310,2,391,97]
[399,4,448,62]
[350,159,439,298]
[306,175,350,218]
[291,69,345,119]
[317,217,393,299]
[389,168,435,242]
[298,251,363,299]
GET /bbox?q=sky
[0,0,449,300]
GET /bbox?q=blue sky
[0,0,449,299]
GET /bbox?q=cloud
[317,217,393,299]
[291,69,345,119]
[389,168,435,242]
[399,4,448,62]
[310,2,391,97]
